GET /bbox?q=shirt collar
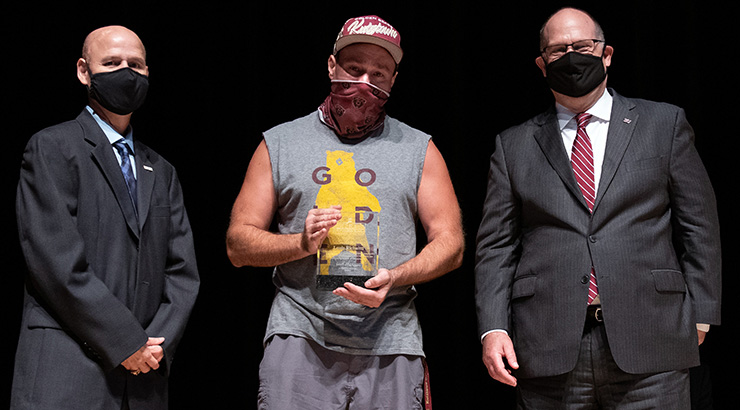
[555,89,613,131]
[86,105,135,153]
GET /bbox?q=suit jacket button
[581,275,589,284]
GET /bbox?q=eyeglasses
[541,39,605,60]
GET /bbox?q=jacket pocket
[151,205,171,217]
[651,269,687,293]
[511,275,536,299]
[624,156,665,172]
[26,305,63,329]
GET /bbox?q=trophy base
[316,275,373,290]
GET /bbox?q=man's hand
[482,332,519,387]
[333,268,394,308]
[698,329,707,346]
[121,337,165,374]
[301,206,342,254]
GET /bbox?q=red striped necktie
[572,113,599,304]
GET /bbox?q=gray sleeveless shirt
[262,111,431,356]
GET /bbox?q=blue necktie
[112,139,137,212]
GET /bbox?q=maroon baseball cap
[333,15,403,64]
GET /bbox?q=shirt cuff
[480,329,508,343]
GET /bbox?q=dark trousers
[517,323,690,409]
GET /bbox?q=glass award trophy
[316,206,380,290]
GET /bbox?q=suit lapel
[79,110,140,238]
[135,142,155,229]
[533,110,588,210]
[594,92,638,211]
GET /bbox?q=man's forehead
[337,44,395,66]
[85,27,145,58]
[545,12,597,41]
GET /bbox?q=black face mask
[545,52,606,97]
[89,67,149,115]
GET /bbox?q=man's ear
[602,45,614,70]
[535,56,547,77]
[327,54,337,80]
[77,58,91,86]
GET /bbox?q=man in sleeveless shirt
[227,15,464,409]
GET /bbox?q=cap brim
[334,35,403,64]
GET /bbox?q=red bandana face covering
[319,80,390,137]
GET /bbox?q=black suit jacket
[12,109,200,409]
[475,90,721,378]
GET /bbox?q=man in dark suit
[475,7,721,409]
[11,25,200,410]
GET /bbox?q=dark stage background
[3,1,737,408]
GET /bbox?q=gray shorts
[258,335,425,410]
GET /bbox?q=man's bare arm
[334,140,464,306]
[226,140,341,267]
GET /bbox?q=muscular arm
[226,140,341,267]
[388,140,464,285]
[334,140,465,307]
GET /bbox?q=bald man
[11,26,199,410]
[475,7,721,409]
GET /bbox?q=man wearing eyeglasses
[475,7,721,408]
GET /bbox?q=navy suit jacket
[475,90,721,378]
[12,109,200,409]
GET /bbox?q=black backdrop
[3,1,737,408]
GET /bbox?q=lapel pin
[623,118,632,124]
[143,165,154,172]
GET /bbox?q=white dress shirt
[556,89,612,194]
